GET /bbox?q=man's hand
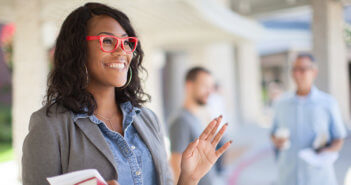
[271,136,288,149]
[316,139,344,154]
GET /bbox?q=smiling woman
[21,2,231,185]
[45,4,149,116]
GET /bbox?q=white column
[142,44,166,123]
[312,0,350,121]
[162,52,188,120]
[142,44,171,157]
[236,40,263,124]
[13,0,48,180]
[189,42,238,127]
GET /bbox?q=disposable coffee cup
[274,128,291,150]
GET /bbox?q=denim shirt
[73,101,157,185]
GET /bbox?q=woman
[22,3,231,185]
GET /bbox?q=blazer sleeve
[22,111,62,185]
[149,110,174,185]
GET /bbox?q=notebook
[47,169,107,185]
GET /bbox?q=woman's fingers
[215,140,232,157]
[199,119,217,140]
[211,123,228,146]
[205,116,222,140]
[183,138,199,158]
[199,115,223,141]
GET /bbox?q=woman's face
[86,15,133,88]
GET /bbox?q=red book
[75,176,106,185]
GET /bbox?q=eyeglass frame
[292,66,314,73]
[86,35,138,53]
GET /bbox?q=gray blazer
[22,104,173,185]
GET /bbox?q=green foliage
[0,103,11,142]
[0,143,13,162]
[346,24,351,46]
[2,41,13,72]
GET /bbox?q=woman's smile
[103,55,129,71]
[104,62,127,70]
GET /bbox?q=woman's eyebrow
[97,32,114,36]
[97,32,128,37]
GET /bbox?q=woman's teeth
[107,63,125,69]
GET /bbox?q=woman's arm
[170,153,182,185]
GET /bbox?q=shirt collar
[72,101,141,124]
[293,85,319,102]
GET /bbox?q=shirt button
[131,145,136,150]
[135,171,141,176]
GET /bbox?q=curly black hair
[45,2,150,115]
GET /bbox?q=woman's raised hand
[178,116,232,185]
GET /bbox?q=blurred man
[271,54,347,185]
[169,67,218,185]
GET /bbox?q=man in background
[169,67,221,185]
[271,53,347,185]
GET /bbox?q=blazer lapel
[74,118,119,176]
[133,115,163,184]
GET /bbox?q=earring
[119,67,132,90]
[84,65,89,88]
